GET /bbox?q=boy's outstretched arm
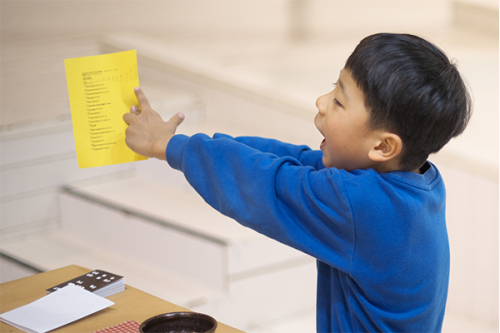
[123,87,185,160]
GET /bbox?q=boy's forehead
[339,68,370,110]
[338,69,354,101]
[338,71,346,91]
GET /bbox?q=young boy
[123,33,472,332]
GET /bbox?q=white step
[60,174,314,284]
[0,72,204,242]
[0,231,217,309]
[0,172,316,330]
[99,32,315,120]
[59,174,316,328]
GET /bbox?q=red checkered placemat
[91,320,140,333]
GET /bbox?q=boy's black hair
[345,33,472,171]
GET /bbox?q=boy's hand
[123,87,185,160]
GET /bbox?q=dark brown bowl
[139,312,218,333]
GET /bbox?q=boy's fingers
[123,112,132,125]
[168,112,185,127]
[134,87,151,110]
[131,105,140,114]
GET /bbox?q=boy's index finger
[134,87,151,110]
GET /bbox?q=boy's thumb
[168,112,185,127]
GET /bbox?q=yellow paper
[65,50,147,168]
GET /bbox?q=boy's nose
[316,94,327,114]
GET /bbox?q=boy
[123,33,472,332]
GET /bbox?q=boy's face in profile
[314,69,380,171]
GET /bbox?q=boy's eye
[334,98,343,107]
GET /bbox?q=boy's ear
[368,132,403,163]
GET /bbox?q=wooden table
[0,265,244,333]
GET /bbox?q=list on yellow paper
[65,50,147,168]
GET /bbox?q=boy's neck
[371,160,426,174]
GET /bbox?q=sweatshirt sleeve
[167,133,355,272]
[212,133,326,170]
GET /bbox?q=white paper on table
[0,283,114,333]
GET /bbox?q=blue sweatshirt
[167,133,450,332]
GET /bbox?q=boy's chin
[322,156,355,170]
[322,158,337,169]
